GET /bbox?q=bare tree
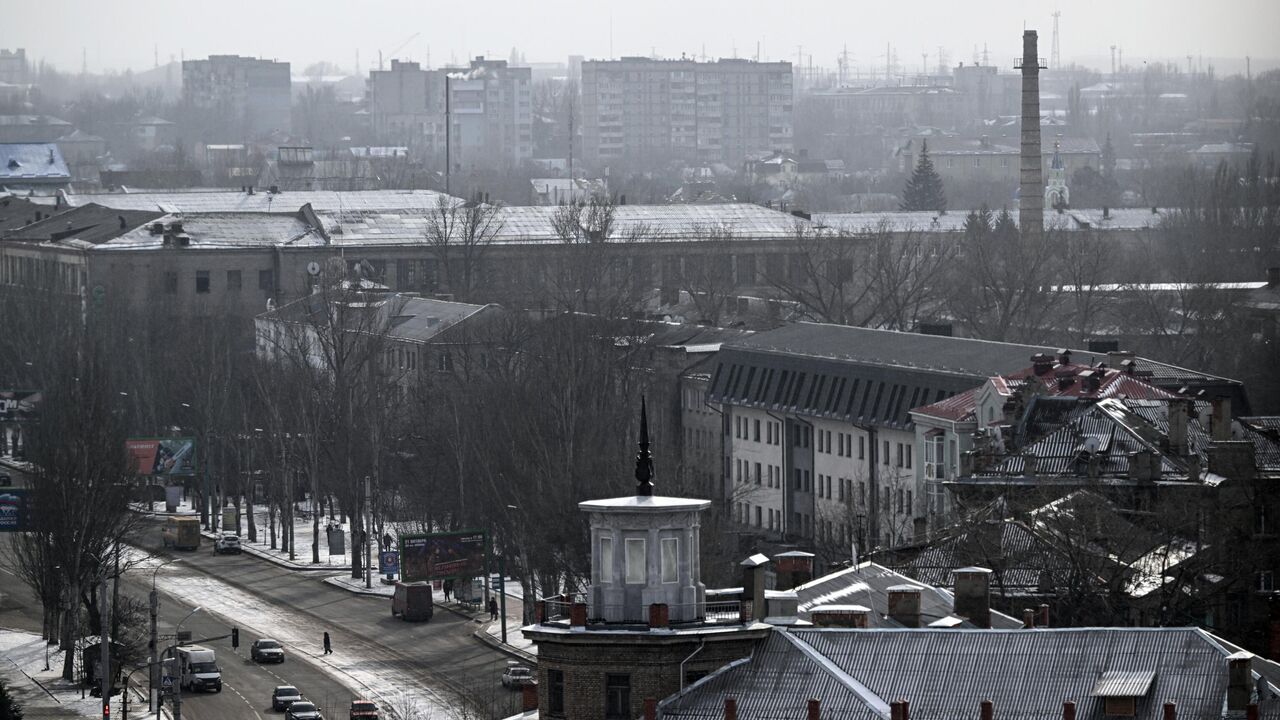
[545,196,653,316]
[422,195,505,303]
[677,223,738,325]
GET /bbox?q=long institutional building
[580,57,794,166]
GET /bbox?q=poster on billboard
[0,390,41,423]
[379,550,400,576]
[0,490,31,532]
[126,438,197,476]
[399,531,486,582]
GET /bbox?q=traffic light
[231,627,239,649]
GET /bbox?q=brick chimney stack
[887,586,923,628]
[953,567,993,628]
[1228,652,1255,713]
[1019,30,1045,241]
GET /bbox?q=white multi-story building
[581,57,792,167]
[706,324,1128,558]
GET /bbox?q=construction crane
[378,32,422,71]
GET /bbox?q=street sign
[161,675,174,695]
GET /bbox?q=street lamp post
[148,558,177,715]
[168,606,201,720]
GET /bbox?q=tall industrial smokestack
[1018,31,1045,241]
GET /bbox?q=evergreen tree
[0,677,23,720]
[901,139,947,212]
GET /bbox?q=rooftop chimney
[1023,608,1036,628]
[774,551,814,590]
[953,567,992,628]
[644,698,657,720]
[1167,399,1190,455]
[1019,30,1045,242]
[1163,703,1176,720]
[1063,701,1076,720]
[1211,396,1232,441]
[810,604,871,628]
[1057,348,1072,365]
[887,585,923,628]
[741,554,770,622]
[724,697,737,720]
[981,701,994,720]
[807,699,820,720]
[1227,652,1254,713]
[1031,353,1054,375]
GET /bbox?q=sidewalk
[0,628,169,719]
[134,495,540,663]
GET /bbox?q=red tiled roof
[911,363,1177,422]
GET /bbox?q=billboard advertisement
[399,531,486,582]
[0,490,31,532]
[379,550,400,575]
[0,390,41,423]
[126,438,197,476]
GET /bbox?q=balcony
[537,594,746,629]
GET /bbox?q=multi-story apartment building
[366,57,531,168]
[366,60,446,155]
[0,49,28,85]
[182,55,292,138]
[581,57,792,167]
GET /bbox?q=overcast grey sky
[4,0,1276,75]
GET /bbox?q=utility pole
[148,591,157,714]
[1110,45,1117,77]
[100,576,110,720]
[364,475,372,589]
[445,75,451,197]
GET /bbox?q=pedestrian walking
[322,631,332,655]
[443,579,453,602]
[488,597,499,621]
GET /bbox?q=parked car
[286,701,323,720]
[213,534,242,555]
[250,638,284,663]
[501,664,534,689]
[349,698,379,719]
[272,685,303,712]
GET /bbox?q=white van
[175,645,222,693]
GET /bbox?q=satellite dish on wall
[307,261,321,276]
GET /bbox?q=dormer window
[1091,670,1155,717]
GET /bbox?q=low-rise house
[0,143,71,194]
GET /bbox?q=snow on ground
[0,628,158,718]
[125,550,459,719]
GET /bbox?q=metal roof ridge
[654,656,752,713]
[779,629,891,719]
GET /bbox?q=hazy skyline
[3,0,1277,76]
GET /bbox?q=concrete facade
[581,58,793,167]
[182,55,292,138]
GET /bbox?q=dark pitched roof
[3,203,162,245]
[709,323,1073,428]
[658,627,1278,719]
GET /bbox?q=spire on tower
[634,397,654,496]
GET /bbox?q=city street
[0,492,524,719]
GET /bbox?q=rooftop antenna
[982,43,989,67]
[1110,45,1116,76]
[635,397,654,496]
[1050,10,1061,70]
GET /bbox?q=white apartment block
[581,57,793,167]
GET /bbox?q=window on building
[896,488,904,513]
[897,443,904,467]
[755,505,762,527]
[883,440,890,465]
[624,538,646,584]
[907,490,913,514]
[600,537,613,583]
[548,669,565,714]
[195,270,210,294]
[754,419,761,442]
[859,436,865,460]
[661,537,679,583]
[754,462,762,485]
[795,469,802,490]
[606,671,632,712]
[258,269,274,292]
[905,446,912,470]
[1259,571,1275,593]
[226,269,242,291]
[164,271,178,294]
